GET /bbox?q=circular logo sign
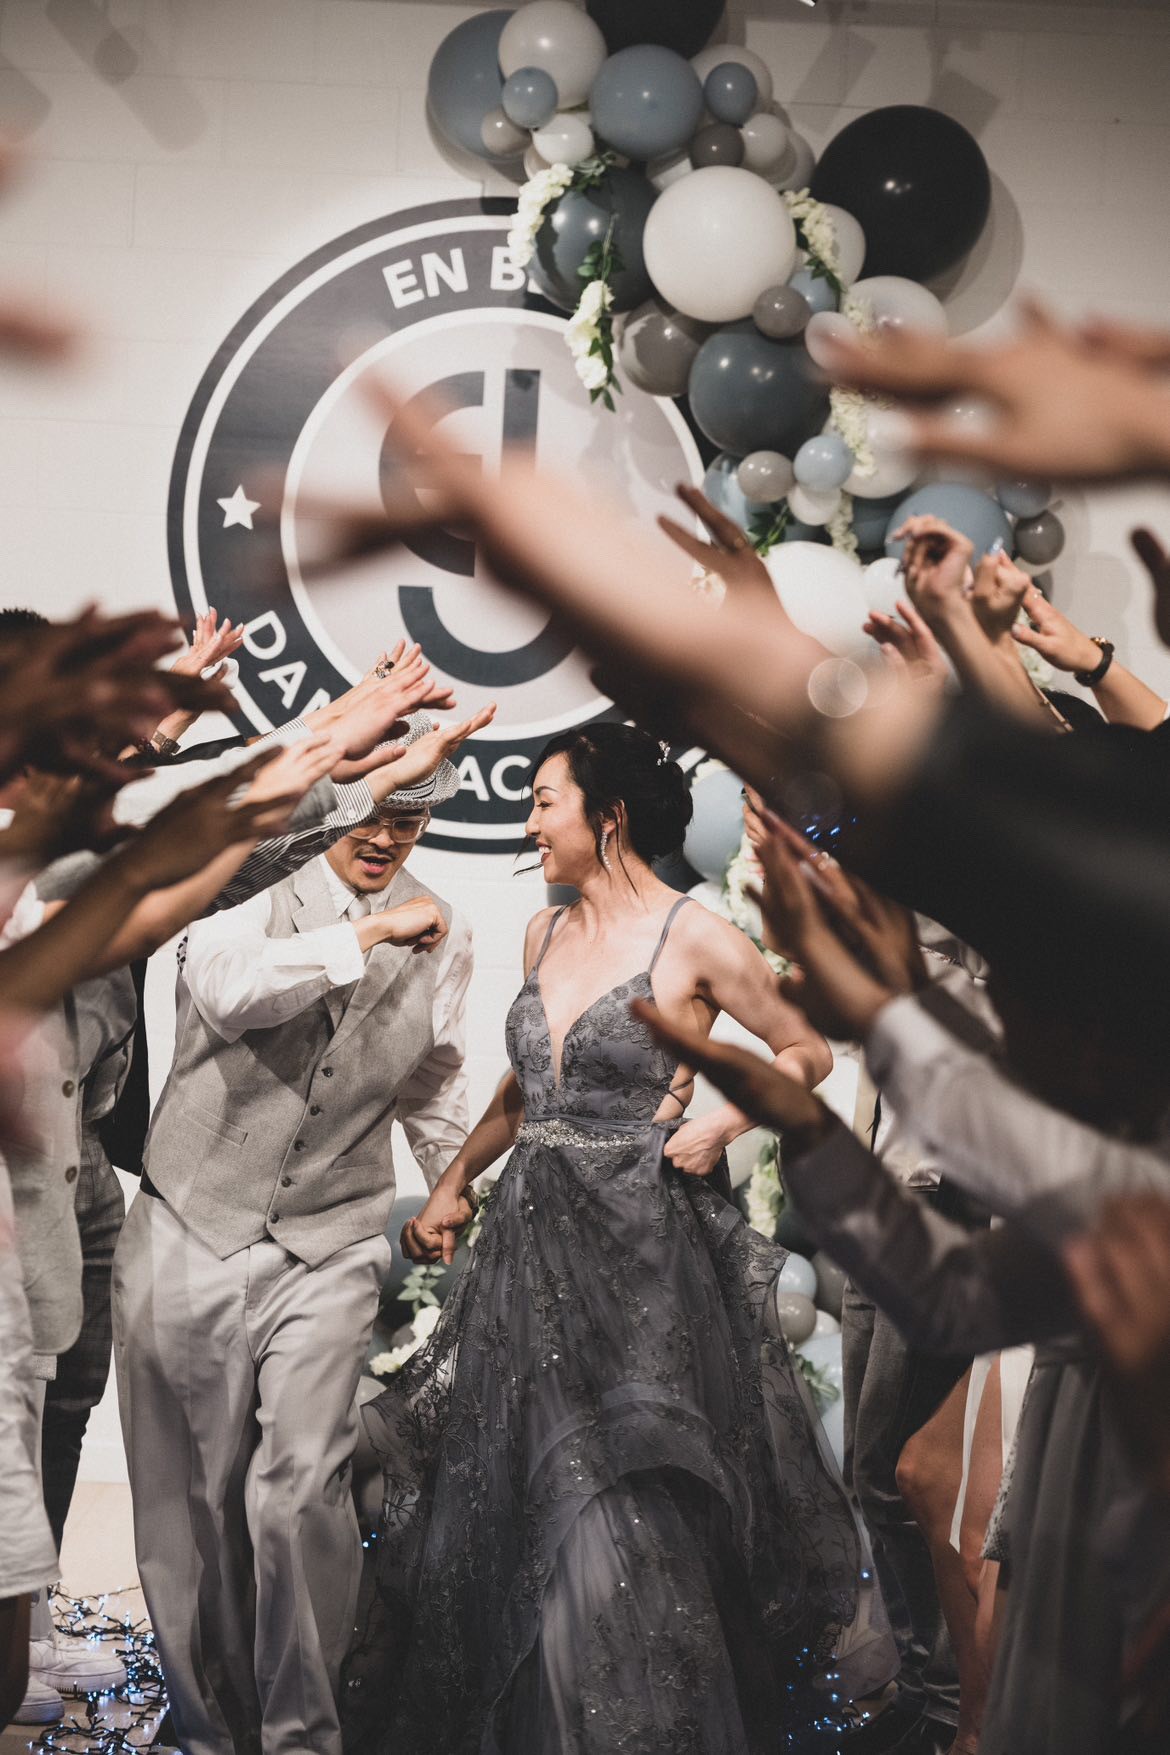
[168,197,706,853]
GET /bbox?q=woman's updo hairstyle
[532,722,693,865]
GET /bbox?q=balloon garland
[426,2,1065,591]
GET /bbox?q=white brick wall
[3,0,1168,1478]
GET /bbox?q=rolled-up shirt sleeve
[396,911,473,1190]
[184,889,365,1043]
[864,993,1170,1240]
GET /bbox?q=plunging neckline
[533,968,654,1094]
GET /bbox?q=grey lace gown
[343,899,858,1755]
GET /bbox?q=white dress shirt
[183,855,472,1186]
[865,991,1170,1241]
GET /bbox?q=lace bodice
[504,898,689,1125]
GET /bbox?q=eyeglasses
[372,814,430,844]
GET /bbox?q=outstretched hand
[864,598,949,690]
[657,485,787,613]
[367,702,497,797]
[820,300,1170,483]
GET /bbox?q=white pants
[112,1192,388,1755]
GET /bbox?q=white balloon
[821,204,866,286]
[523,143,552,178]
[846,450,923,499]
[531,111,594,166]
[776,131,816,192]
[740,111,792,180]
[647,145,694,191]
[498,2,607,108]
[764,542,872,656]
[690,44,774,109]
[803,311,856,370]
[787,482,840,527]
[727,1126,770,1188]
[851,275,948,336]
[643,167,797,323]
[862,556,904,617]
[813,1309,841,1337]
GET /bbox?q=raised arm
[1013,576,1168,730]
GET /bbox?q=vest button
[310,1104,322,1116]
[64,1165,78,1183]
[281,1175,292,1188]
[294,1139,306,1151]
[271,1212,281,1224]
[322,1067,334,1078]
[62,1079,76,1097]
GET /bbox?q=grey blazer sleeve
[783,1121,1076,1356]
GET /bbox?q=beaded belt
[517,1118,644,1153]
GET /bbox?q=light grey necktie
[346,894,372,922]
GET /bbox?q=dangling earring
[598,828,613,873]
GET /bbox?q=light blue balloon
[885,483,1013,564]
[996,477,1052,519]
[778,1250,817,1300]
[590,44,704,160]
[798,1332,845,1467]
[427,9,517,161]
[501,65,559,130]
[794,432,854,492]
[788,266,839,315]
[702,452,762,531]
[683,766,745,882]
[704,62,758,127]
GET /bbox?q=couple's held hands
[401,1177,477,1265]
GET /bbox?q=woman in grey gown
[342,724,859,1754]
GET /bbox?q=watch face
[168,196,707,853]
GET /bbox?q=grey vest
[143,860,451,1265]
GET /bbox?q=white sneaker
[29,1634,127,1696]
[12,1675,64,1725]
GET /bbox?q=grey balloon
[812,1251,847,1320]
[689,121,744,168]
[530,167,658,312]
[753,284,811,339]
[737,450,794,505]
[616,296,708,397]
[788,266,839,315]
[589,44,704,160]
[1013,509,1066,565]
[794,432,853,491]
[688,320,830,457]
[501,65,559,129]
[704,62,759,127]
[427,9,518,161]
[773,1289,817,1346]
[996,477,1052,519]
[481,106,530,158]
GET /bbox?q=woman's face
[525,752,607,887]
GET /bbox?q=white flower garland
[564,274,615,395]
[506,162,573,268]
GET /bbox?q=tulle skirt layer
[342,1119,858,1755]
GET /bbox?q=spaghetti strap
[531,906,569,974]
[647,896,691,978]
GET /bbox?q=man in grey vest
[112,798,472,1755]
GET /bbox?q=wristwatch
[1074,637,1114,688]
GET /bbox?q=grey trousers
[112,1191,388,1755]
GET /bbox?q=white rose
[412,1302,442,1340]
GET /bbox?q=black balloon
[586,0,724,58]
[530,168,657,313]
[810,105,991,282]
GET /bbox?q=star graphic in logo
[217,484,260,530]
